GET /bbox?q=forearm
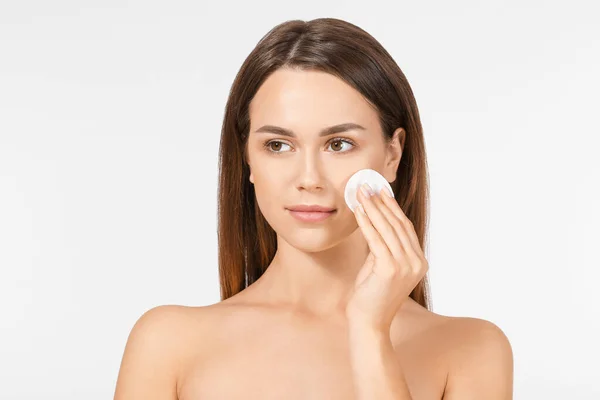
[348,323,413,400]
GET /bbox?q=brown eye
[264,140,291,153]
[269,142,282,151]
[328,138,354,152]
[331,140,343,151]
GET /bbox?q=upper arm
[442,318,514,400]
[113,305,186,400]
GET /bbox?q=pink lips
[288,209,336,222]
[286,204,337,223]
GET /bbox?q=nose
[296,151,325,192]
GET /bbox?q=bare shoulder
[440,316,514,399]
[120,304,207,352]
[440,316,513,366]
[114,304,214,400]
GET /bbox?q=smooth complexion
[245,67,405,319]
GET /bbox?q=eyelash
[263,138,356,154]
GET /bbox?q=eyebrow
[253,122,367,138]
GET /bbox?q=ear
[244,143,255,184]
[248,159,254,184]
[383,127,405,184]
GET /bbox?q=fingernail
[360,183,373,197]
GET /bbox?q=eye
[263,138,356,154]
[264,140,292,153]
[327,138,355,152]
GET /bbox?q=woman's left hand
[346,183,429,333]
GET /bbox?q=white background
[1,1,598,399]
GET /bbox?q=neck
[251,226,371,318]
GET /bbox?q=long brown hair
[217,18,432,310]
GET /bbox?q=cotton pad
[344,168,394,212]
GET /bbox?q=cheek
[253,167,283,195]
[334,155,383,191]
[252,172,284,219]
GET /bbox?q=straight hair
[217,18,432,310]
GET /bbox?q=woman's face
[246,68,403,252]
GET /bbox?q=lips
[286,205,336,212]
[287,209,336,222]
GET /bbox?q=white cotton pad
[344,168,394,211]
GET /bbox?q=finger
[357,185,405,262]
[376,188,421,267]
[367,191,414,269]
[379,187,422,256]
[354,192,392,261]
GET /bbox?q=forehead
[249,68,380,132]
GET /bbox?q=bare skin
[114,68,513,400]
[113,291,512,400]
[175,291,453,400]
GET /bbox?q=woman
[114,18,513,399]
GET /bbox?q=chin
[266,212,356,252]
[280,229,348,253]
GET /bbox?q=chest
[177,329,447,400]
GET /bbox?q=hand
[346,183,429,333]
